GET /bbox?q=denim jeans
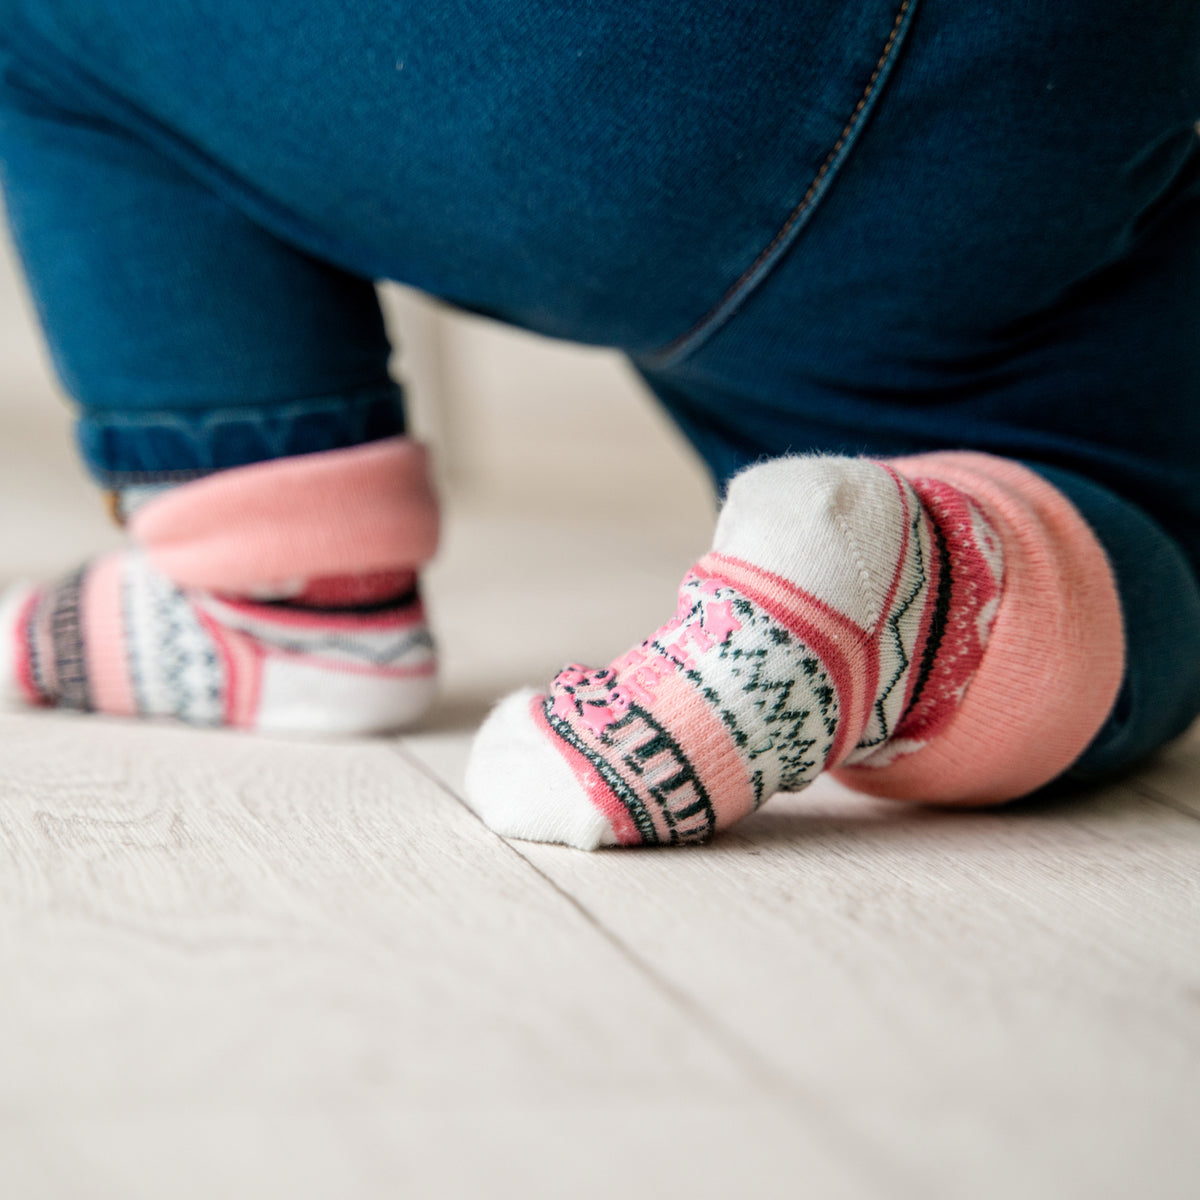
[1,0,1199,777]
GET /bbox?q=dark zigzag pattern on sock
[901,506,953,724]
[717,598,830,797]
[655,585,835,807]
[857,501,929,751]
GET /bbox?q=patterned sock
[0,437,440,734]
[464,453,1125,849]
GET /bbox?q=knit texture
[466,456,996,846]
[465,452,1123,849]
[833,452,1125,802]
[1,438,440,734]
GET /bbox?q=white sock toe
[0,583,35,709]
[464,687,617,850]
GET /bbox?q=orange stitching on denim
[652,0,912,363]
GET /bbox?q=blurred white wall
[0,228,122,575]
[396,288,712,518]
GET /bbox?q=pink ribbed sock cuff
[832,452,1125,805]
[129,437,439,592]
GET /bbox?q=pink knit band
[81,553,137,717]
[129,437,439,592]
[833,452,1125,805]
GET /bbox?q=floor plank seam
[1129,779,1200,823]
[387,740,916,1197]
[383,745,785,1073]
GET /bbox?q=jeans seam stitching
[642,0,916,369]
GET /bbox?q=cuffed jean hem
[76,380,407,487]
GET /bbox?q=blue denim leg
[0,9,405,485]
[0,0,917,484]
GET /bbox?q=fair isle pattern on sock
[10,550,436,733]
[838,466,938,763]
[466,456,1005,848]
[2,438,442,734]
[119,549,225,724]
[535,570,843,844]
[848,474,1004,769]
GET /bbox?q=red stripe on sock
[206,594,427,634]
[290,569,416,608]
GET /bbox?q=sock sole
[253,654,438,735]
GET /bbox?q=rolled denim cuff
[75,380,407,487]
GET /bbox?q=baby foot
[467,455,1006,847]
[466,450,1131,850]
[1,437,440,734]
[1,558,435,733]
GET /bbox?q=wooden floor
[3,491,1200,1200]
[2,274,1199,1200]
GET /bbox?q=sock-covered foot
[465,452,1124,849]
[0,438,440,734]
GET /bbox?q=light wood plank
[2,1106,865,1200]
[0,711,866,1199]
[432,310,713,517]
[404,721,1200,1199]
[511,777,1200,1199]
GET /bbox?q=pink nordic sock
[0,437,440,733]
[464,453,1125,849]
